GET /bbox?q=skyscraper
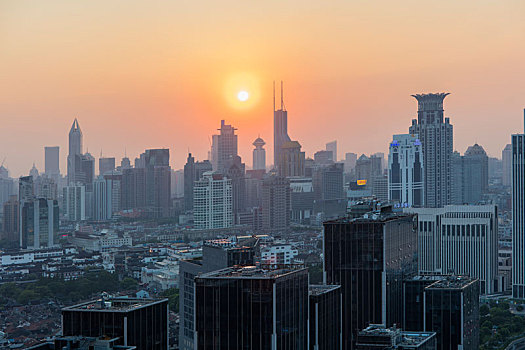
[2,195,18,244]
[99,157,116,175]
[195,266,309,350]
[388,134,424,207]
[67,118,83,184]
[462,143,489,204]
[184,153,213,210]
[143,149,172,218]
[93,176,113,220]
[211,120,238,172]
[502,143,512,187]
[193,172,233,229]
[326,140,337,161]
[324,203,418,349]
[252,137,266,170]
[409,93,453,208]
[512,111,525,298]
[274,81,291,168]
[44,146,60,176]
[63,184,86,221]
[262,174,291,231]
[20,198,59,249]
[278,140,305,177]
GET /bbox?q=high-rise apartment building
[62,297,169,350]
[44,146,60,176]
[312,163,344,200]
[93,176,114,220]
[278,140,305,177]
[262,174,291,231]
[407,205,498,294]
[20,198,59,249]
[409,93,453,208]
[193,172,233,229]
[63,184,86,221]
[512,112,525,298]
[184,153,213,210]
[324,203,418,349]
[252,137,266,170]
[99,157,116,176]
[224,155,247,219]
[502,143,512,187]
[211,120,238,172]
[121,167,146,211]
[195,267,309,350]
[388,134,424,207]
[142,149,171,218]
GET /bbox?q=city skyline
[2,1,525,177]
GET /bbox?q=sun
[237,90,249,102]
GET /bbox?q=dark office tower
[309,285,342,350]
[274,81,291,168]
[121,167,146,210]
[20,198,59,249]
[19,175,34,203]
[2,195,18,243]
[143,149,171,218]
[262,174,291,231]
[99,157,116,175]
[513,113,525,298]
[179,240,257,350]
[225,155,247,219]
[355,325,437,350]
[403,276,445,332]
[79,153,95,190]
[61,297,169,350]
[67,118,83,184]
[450,151,463,205]
[253,137,266,170]
[424,277,479,350]
[278,140,306,177]
[44,146,60,176]
[120,156,131,170]
[312,163,344,200]
[195,267,309,350]
[324,204,418,350]
[184,153,213,210]
[462,143,489,204]
[409,93,453,208]
[211,120,238,172]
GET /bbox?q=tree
[480,304,489,316]
[121,277,138,291]
[161,288,180,313]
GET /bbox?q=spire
[273,81,276,112]
[280,81,284,110]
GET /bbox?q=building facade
[253,137,266,171]
[262,175,291,231]
[193,172,233,229]
[512,123,525,298]
[20,198,59,249]
[408,93,453,208]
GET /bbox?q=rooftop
[309,284,341,296]
[197,266,306,280]
[426,275,477,290]
[62,297,167,313]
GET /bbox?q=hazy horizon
[2,0,525,177]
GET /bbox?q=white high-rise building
[388,134,424,207]
[512,113,525,298]
[407,205,499,295]
[93,177,113,221]
[63,184,86,221]
[409,93,453,208]
[193,172,233,229]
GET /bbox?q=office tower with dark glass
[324,204,418,349]
[178,240,256,350]
[512,110,525,298]
[309,285,342,350]
[409,93,453,208]
[143,148,172,218]
[20,198,59,249]
[388,134,424,207]
[423,277,479,350]
[194,266,309,350]
[61,297,168,350]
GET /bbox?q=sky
[1,0,525,177]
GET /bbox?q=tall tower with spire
[273,81,291,169]
[67,118,83,184]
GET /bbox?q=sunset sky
[1,0,525,177]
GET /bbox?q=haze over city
[2,0,525,176]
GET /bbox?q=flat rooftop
[198,266,306,280]
[427,276,477,290]
[398,331,436,348]
[62,297,167,313]
[309,284,341,296]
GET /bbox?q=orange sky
[1,0,525,177]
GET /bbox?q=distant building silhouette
[252,136,266,171]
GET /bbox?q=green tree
[161,288,180,313]
[480,304,489,316]
[121,277,138,291]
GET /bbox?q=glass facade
[195,268,308,350]
[309,285,342,350]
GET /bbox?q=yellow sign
[357,179,367,186]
